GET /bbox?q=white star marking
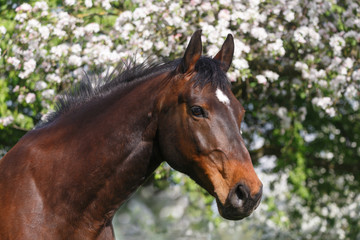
[215,88,230,105]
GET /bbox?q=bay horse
[0,30,262,239]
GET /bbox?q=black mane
[36,56,231,129]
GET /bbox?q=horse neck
[29,72,169,224]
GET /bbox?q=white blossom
[308,28,321,46]
[142,40,153,51]
[352,69,360,81]
[52,27,66,38]
[71,44,82,55]
[226,72,238,82]
[133,7,148,20]
[301,216,321,233]
[284,9,295,22]
[218,9,231,22]
[343,58,353,69]
[154,41,165,51]
[14,13,27,22]
[256,75,267,84]
[101,0,112,10]
[50,44,69,59]
[12,85,19,92]
[267,39,285,56]
[344,30,360,39]
[85,0,93,8]
[239,22,250,33]
[329,35,346,56]
[251,27,268,42]
[68,55,82,67]
[17,94,25,103]
[294,26,321,46]
[41,89,55,99]
[219,0,231,6]
[15,3,32,12]
[344,85,357,99]
[325,107,336,117]
[25,93,36,104]
[7,57,21,69]
[330,75,347,91]
[116,11,132,26]
[233,39,250,57]
[33,1,48,12]
[19,59,36,79]
[0,116,14,126]
[84,23,100,34]
[232,58,249,70]
[34,81,48,91]
[263,70,279,81]
[83,43,120,65]
[293,27,308,44]
[65,0,76,6]
[39,25,50,39]
[0,26,6,35]
[46,73,62,83]
[312,97,332,110]
[318,80,328,88]
[74,27,85,38]
[28,19,41,29]
[56,12,78,30]
[295,61,309,72]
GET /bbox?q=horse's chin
[216,199,254,221]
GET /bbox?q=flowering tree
[0,0,359,239]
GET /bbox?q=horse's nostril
[235,184,249,202]
[235,187,243,200]
[229,183,252,208]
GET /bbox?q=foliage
[0,0,359,239]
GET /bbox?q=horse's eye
[190,106,205,117]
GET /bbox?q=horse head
[157,30,263,220]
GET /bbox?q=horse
[0,30,262,239]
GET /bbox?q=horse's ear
[177,30,202,74]
[213,34,234,72]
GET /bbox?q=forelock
[191,57,231,91]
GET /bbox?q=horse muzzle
[217,182,263,220]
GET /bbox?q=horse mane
[35,56,230,129]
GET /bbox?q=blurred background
[0,0,359,239]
